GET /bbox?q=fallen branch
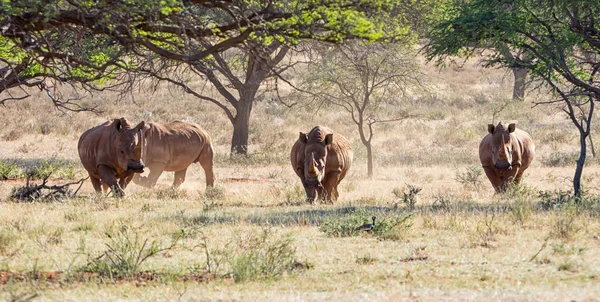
[10,172,88,202]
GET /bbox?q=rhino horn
[308,152,317,174]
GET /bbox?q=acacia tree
[189,41,291,154]
[0,0,410,154]
[302,41,421,178]
[425,0,600,198]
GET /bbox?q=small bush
[226,228,303,283]
[2,129,23,141]
[455,166,483,192]
[470,213,499,248]
[392,184,422,210]
[79,224,181,279]
[551,207,581,240]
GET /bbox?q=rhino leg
[501,167,520,191]
[98,165,125,197]
[89,174,103,193]
[119,172,135,190]
[173,168,187,188]
[198,144,215,187]
[482,166,503,193]
[322,172,341,204]
[134,163,165,188]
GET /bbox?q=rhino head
[488,122,516,171]
[300,132,333,203]
[113,118,147,174]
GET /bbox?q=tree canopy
[0,0,413,100]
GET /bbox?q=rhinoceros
[78,118,146,197]
[479,122,535,192]
[291,126,353,204]
[132,121,215,188]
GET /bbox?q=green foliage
[0,158,78,180]
[0,160,20,180]
[320,207,413,240]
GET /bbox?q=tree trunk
[574,130,587,199]
[366,142,373,178]
[589,134,596,158]
[231,100,252,155]
[512,67,528,101]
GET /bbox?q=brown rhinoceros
[132,121,215,188]
[291,126,353,204]
[479,122,535,192]
[78,118,146,197]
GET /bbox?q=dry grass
[1,56,600,301]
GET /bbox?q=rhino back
[145,122,211,171]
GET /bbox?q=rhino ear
[114,119,123,131]
[508,123,516,133]
[487,124,495,134]
[324,133,333,146]
[133,121,145,132]
[299,132,308,143]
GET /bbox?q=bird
[355,216,376,232]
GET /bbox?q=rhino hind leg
[198,143,215,187]
[173,168,187,188]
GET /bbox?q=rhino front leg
[501,166,521,190]
[119,172,135,190]
[322,171,341,204]
[135,163,166,188]
[98,165,124,197]
[89,174,103,193]
[482,166,503,193]
[173,168,187,188]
